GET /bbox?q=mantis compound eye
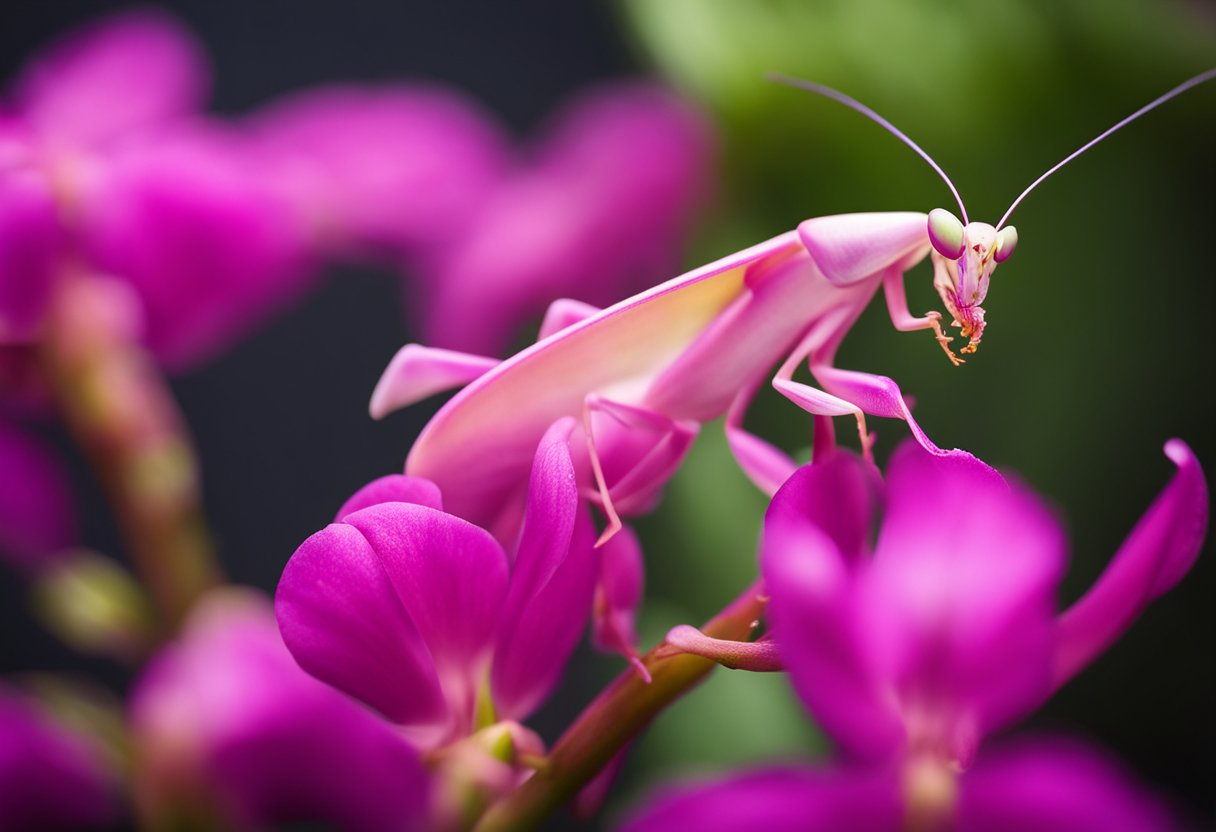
[927,208,965,259]
[994,225,1018,263]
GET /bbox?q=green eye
[928,208,965,259]
[994,226,1018,263]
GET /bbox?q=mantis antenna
[768,72,970,224]
[996,68,1216,229]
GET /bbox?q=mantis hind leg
[580,395,699,546]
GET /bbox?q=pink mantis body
[371,70,1215,546]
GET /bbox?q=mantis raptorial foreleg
[881,266,961,366]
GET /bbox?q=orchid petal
[664,626,784,671]
[762,458,905,761]
[417,83,712,356]
[81,132,315,369]
[369,344,499,420]
[621,766,901,832]
[138,591,429,832]
[1054,439,1208,688]
[276,523,447,728]
[592,523,645,658]
[335,473,443,519]
[0,687,116,831]
[764,451,880,563]
[342,504,508,709]
[798,212,929,287]
[0,170,60,344]
[492,419,597,719]
[867,444,1063,740]
[0,420,75,572]
[13,9,207,149]
[251,84,509,256]
[957,738,1178,832]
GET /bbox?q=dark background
[2,1,1213,828]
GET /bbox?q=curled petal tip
[1163,438,1194,467]
[663,624,784,672]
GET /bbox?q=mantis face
[927,208,1018,356]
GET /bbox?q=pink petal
[81,129,316,369]
[0,420,75,573]
[759,454,889,749]
[0,169,61,343]
[863,444,1063,742]
[492,419,598,719]
[764,451,880,563]
[957,738,1179,832]
[251,84,509,256]
[763,483,906,761]
[417,82,712,355]
[12,9,208,150]
[1054,439,1208,688]
[343,502,509,726]
[592,523,645,658]
[621,766,901,832]
[664,626,784,671]
[276,523,447,728]
[137,591,430,832]
[0,687,116,831]
[335,474,443,519]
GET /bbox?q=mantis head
[772,68,1214,364]
[926,208,1018,356]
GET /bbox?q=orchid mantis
[372,70,1215,547]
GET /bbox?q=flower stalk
[41,273,220,631]
[472,579,768,832]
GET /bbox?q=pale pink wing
[404,231,803,526]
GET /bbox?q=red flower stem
[41,275,221,631]
[472,579,768,832]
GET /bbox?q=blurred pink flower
[251,84,511,259]
[276,418,596,748]
[762,441,1206,766]
[622,739,1179,832]
[0,10,319,370]
[626,441,1206,830]
[0,420,74,572]
[131,589,430,831]
[0,685,117,831]
[417,82,714,356]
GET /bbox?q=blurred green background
[590,0,1215,825]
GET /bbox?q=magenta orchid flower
[131,589,430,832]
[275,418,597,747]
[416,82,713,356]
[0,9,206,345]
[0,419,74,573]
[622,738,1178,832]
[630,440,1206,830]
[250,84,510,260]
[0,685,117,831]
[78,128,318,369]
[0,9,321,370]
